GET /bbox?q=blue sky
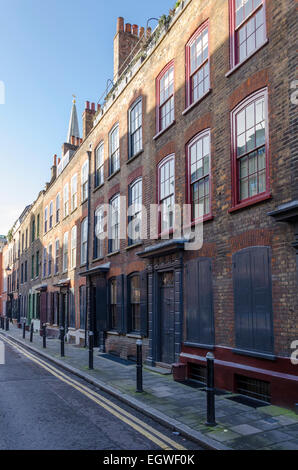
[0,0,173,234]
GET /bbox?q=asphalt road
[0,340,202,450]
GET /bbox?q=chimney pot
[117,17,124,33]
[71,136,75,145]
[85,100,90,110]
[132,24,138,36]
[146,27,152,38]
[139,26,145,37]
[58,158,61,164]
[97,103,101,112]
[125,23,131,33]
[53,154,57,166]
[91,102,95,112]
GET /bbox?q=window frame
[94,205,104,259]
[157,154,175,236]
[230,87,270,210]
[109,123,120,176]
[70,225,77,269]
[81,217,88,265]
[62,232,69,272]
[48,244,52,276]
[128,273,141,333]
[44,206,48,233]
[108,194,120,254]
[54,239,59,275]
[71,173,78,212]
[186,129,212,223]
[95,142,104,187]
[81,160,89,202]
[229,0,267,69]
[109,278,118,331]
[128,97,143,159]
[49,201,53,229]
[63,183,69,218]
[185,20,210,108]
[156,60,175,134]
[128,177,143,246]
[56,193,60,223]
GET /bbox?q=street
[0,340,201,450]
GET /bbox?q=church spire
[66,95,80,144]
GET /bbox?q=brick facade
[1,0,297,408]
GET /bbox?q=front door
[159,272,175,364]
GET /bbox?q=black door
[159,272,175,364]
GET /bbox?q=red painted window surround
[230,87,270,212]
[185,19,210,109]
[186,129,213,224]
[229,0,267,70]
[156,60,175,134]
[157,154,175,237]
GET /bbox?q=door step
[145,364,172,375]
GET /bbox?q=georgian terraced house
[1,0,297,408]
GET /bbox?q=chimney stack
[114,17,142,82]
[82,100,96,139]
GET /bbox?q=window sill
[126,333,142,339]
[183,342,215,350]
[127,150,144,164]
[107,168,120,181]
[92,256,104,263]
[183,213,214,230]
[229,192,271,213]
[93,182,104,193]
[106,330,119,336]
[80,199,88,206]
[226,39,269,78]
[125,241,143,251]
[232,348,276,361]
[80,263,87,268]
[182,89,212,116]
[107,250,120,258]
[70,207,77,215]
[153,120,176,141]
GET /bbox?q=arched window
[156,61,174,133]
[231,88,269,208]
[187,129,211,221]
[185,21,210,107]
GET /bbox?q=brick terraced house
[1,0,297,408]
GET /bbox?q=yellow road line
[1,334,186,451]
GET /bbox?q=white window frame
[63,232,69,272]
[81,218,88,265]
[71,173,78,211]
[81,160,89,202]
[95,143,104,187]
[63,183,69,218]
[70,225,77,269]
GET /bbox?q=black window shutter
[140,270,148,337]
[185,259,199,343]
[233,249,252,351]
[198,258,214,345]
[233,246,273,354]
[251,247,273,353]
[116,275,123,333]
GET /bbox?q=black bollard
[42,323,46,348]
[30,322,34,342]
[5,317,9,331]
[136,339,143,393]
[22,320,26,339]
[60,326,65,357]
[89,331,94,370]
[205,352,216,427]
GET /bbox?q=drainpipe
[84,147,92,347]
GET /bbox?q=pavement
[1,323,298,450]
